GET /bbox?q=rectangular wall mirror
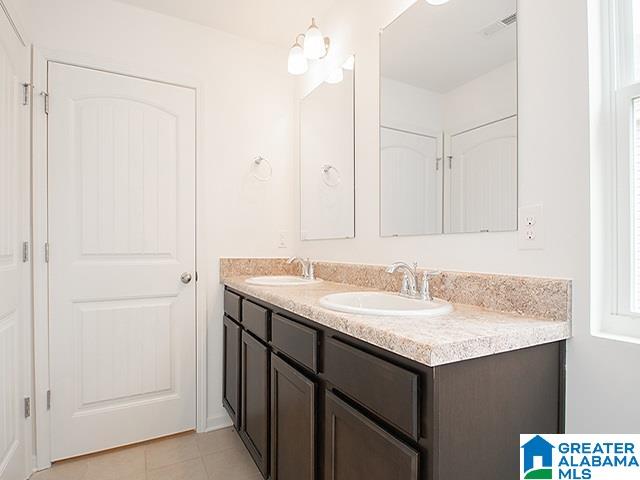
[380,0,517,236]
[300,56,356,240]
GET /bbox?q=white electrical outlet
[518,205,544,250]
[278,231,287,249]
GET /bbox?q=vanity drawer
[324,337,419,439]
[271,314,318,373]
[242,300,269,341]
[224,290,242,322]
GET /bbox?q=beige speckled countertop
[224,276,571,367]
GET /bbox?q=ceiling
[381,0,516,93]
[112,0,338,48]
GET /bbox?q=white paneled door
[445,116,517,233]
[48,63,197,460]
[0,5,31,480]
[380,127,442,236]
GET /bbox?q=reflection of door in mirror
[300,63,355,240]
[445,116,517,233]
[379,0,517,236]
[380,128,443,236]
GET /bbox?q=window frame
[613,0,640,318]
[591,0,640,343]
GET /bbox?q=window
[614,0,640,317]
[592,0,640,340]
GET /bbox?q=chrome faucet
[287,256,315,280]
[386,262,418,297]
[386,261,440,301]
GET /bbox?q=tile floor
[31,428,262,480]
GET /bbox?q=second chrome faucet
[386,261,439,301]
[287,256,315,280]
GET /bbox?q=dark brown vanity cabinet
[240,330,270,477]
[223,287,565,480]
[324,391,419,480]
[270,353,316,480]
[222,316,241,427]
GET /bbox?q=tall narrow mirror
[300,56,355,240]
[380,0,517,236]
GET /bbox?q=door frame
[31,47,209,469]
[0,0,34,478]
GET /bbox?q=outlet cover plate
[518,205,544,250]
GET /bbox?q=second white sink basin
[246,275,324,286]
[319,292,453,317]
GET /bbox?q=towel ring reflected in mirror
[321,164,341,187]
[252,155,272,182]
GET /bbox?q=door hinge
[448,155,453,169]
[44,242,50,263]
[21,83,32,106]
[22,241,29,263]
[24,397,31,418]
[46,390,51,410]
[40,91,49,115]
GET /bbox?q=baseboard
[205,412,233,432]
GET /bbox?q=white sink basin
[246,275,324,286]
[319,292,453,317]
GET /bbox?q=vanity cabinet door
[271,354,316,480]
[223,316,241,428]
[324,391,419,480]
[240,331,270,477]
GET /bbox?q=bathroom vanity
[221,271,569,480]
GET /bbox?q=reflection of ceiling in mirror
[381,0,516,93]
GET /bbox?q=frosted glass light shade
[288,43,308,75]
[325,68,344,84]
[303,18,326,60]
[426,0,450,4]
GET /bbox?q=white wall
[297,0,640,432]
[444,60,517,133]
[20,0,297,430]
[381,60,517,135]
[380,77,443,134]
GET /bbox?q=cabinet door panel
[223,316,241,427]
[324,391,419,480]
[271,354,316,480]
[241,331,270,476]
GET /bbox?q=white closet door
[445,116,517,233]
[0,6,30,480]
[48,63,196,460]
[380,127,442,236]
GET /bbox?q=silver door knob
[181,272,192,284]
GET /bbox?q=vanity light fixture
[303,18,329,59]
[287,35,308,75]
[425,0,450,5]
[287,17,331,75]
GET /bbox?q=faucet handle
[420,270,441,301]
